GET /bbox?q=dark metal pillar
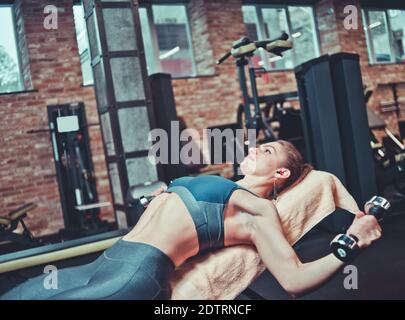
[82,0,162,228]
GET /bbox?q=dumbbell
[139,195,155,208]
[125,194,156,227]
[330,196,391,262]
[125,181,167,227]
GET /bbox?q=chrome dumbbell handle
[139,195,155,208]
[330,234,359,262]
[364,196,391,222]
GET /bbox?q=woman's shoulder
[168,176,194,188]
[169,175,238,192]
[201,175,242,188]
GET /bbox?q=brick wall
[0,0,113,237]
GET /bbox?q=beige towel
[170,170,359,300]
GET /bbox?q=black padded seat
[240,211,405,300]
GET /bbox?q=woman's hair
[276,140,313,195]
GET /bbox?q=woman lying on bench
[1,140,381,300]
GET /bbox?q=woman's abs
[122,193,199,267]
[122,192,255,266]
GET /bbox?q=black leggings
[1,240,174,300]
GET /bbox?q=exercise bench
[0,203,38,247]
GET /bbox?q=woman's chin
[240,160,256,175]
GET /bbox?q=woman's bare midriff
[122,190,255,267]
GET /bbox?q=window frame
[73,3,94,86]
[140,2,197,78]
[0,3,25,93]
[72,2,197,84]
[242,3,320,71]
[362,7,404,65]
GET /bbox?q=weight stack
[149,73,187,184]
[294,55,347,185]
[329,53,377,205]
[295,53,378,205]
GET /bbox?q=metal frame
[0,1,15,4]
[360,0,404,10]
[139,0,190,4]
[83,0,164,222]
[93,1,127,214]
[0,229,128,272]
[242,0,319,4]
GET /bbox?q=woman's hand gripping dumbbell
[139,185,168,208]
[330,196,390,263]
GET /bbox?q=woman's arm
[251,212,343,296]
[233,193,381,297]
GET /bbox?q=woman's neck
[236,175,274,199]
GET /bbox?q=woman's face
[240,142,286,177]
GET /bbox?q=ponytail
[275,140,313,196]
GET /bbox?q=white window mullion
[309,6,320,58]
[10,5,24,90]
[285,6,297,67]
[256,5,271,70]
[147,4,162,74]
[184,4,197,76]
[363,9,376,63]
[384,9,396,63]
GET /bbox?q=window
[0,5,24,94]
[73,4,93,85]
[363,9,405,64]
[242,5,319,70]
[139,4,196,77]
[73,3,196,82]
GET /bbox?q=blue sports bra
[166,175,256,253]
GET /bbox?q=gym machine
[46,103,109,238]
[0,203,40,249]
[365,89,405,201]
[216,32,293,142]
[295,53,378,205]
